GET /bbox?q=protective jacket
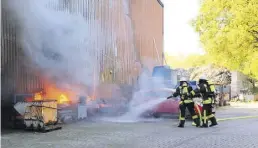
[173,85,194,103]
[191,81,215,104]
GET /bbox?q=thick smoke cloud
[6,0,107,90]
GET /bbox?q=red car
[134,88,202,119]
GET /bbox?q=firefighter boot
[178,120,185,128]
[201,120,208,128]
[193,118,200,127]
[209,117,218,127]
[192,122,196,126]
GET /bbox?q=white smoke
[125,68,168,114]
[5,0,109,91]
[99,66,174,122]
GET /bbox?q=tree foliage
[193,0,258,79]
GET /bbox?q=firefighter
[191,76,218,128]
[167,77,200,128]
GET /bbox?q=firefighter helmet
[199,75,208,81]
[179,77,188,82]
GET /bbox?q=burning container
[14,100,61,132]
[12,91,88,130]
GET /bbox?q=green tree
[193,0,258,79]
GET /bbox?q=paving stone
[2,108,258,148]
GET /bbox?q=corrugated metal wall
[1,2,44,105]
[90,0,138,98]
[1,0,163,103]
[96,0,136,85]
[131,0,164,72]
[58,0,137,85]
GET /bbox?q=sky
[163,0,204,56]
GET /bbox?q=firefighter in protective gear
[191,76,218,128]
[167,77,200,128]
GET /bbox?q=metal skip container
[14,100,61,132]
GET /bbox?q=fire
[58,94,69,104]
[31,81,74,104]
[44,84,74,104]
[32,77,90,104]
[34,92,43,100]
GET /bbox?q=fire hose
[194,103,202,125]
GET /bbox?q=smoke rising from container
[5,0,111,96]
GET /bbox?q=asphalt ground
[2,107,258,148]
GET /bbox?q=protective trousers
[202,103,218,127]
[178,102,200,127]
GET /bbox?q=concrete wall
[231,71,252,97]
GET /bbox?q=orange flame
[30,81,73,104]
[58,94,69,104]
[34,92,43,100]
[34,91,70,104]
[44,84,74,104]
[42,80,89,104]
[31,74,92,104]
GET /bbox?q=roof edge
[157,0,164,7]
